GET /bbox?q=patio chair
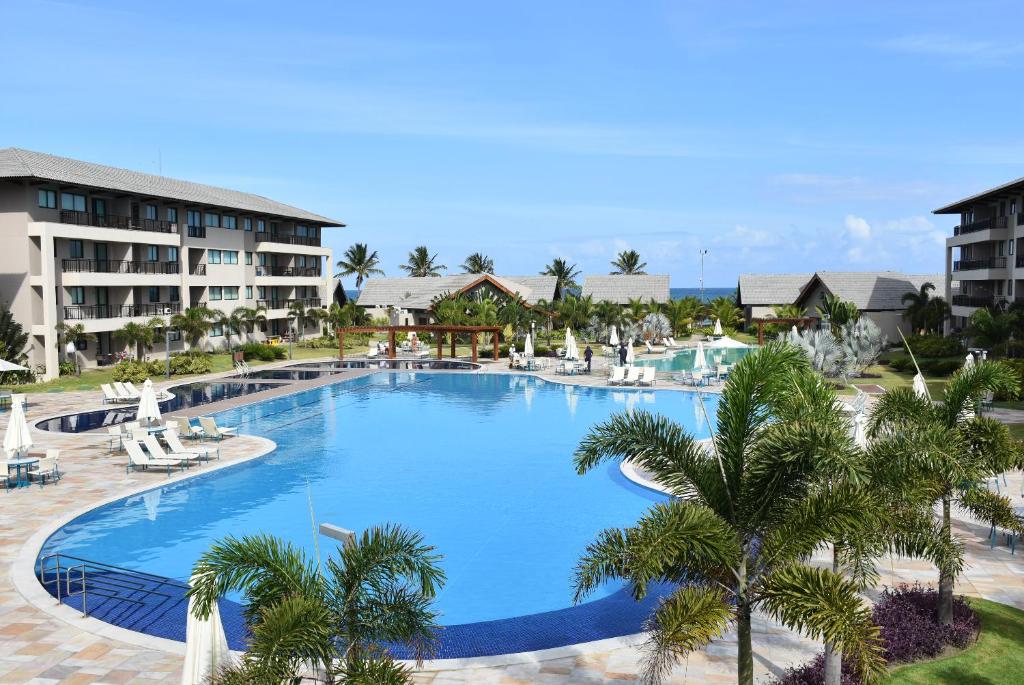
[164,425,219,461]
[622,367,641,386]
[198,416,238,441]
[28,449,61,486]
[139,433,201,468]
[107,426,124,452]
[101,384,126,404]
[638,367,657,386]
[124,439,185,476]
[113,382,138,401]
[170,415,203,441]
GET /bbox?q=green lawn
[885,599,1024,684]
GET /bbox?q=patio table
[5,457,39,489]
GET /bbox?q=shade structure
[912,373,929,401]
[609,326,619,347]
[693,342,708,370]
[964,353,975,369]
[3,399,32,457]
[707,335,749,349]
[181,576,231,685]
[625,342,635,366]
[523,333,534,357]
[713,318,723,336]
[135,379,162,425]
[0,359,29,372]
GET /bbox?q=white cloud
[882,34,1024,65]
[844,215,872,240]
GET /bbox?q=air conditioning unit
[163,308,172,315]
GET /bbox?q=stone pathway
[0,360,1021,684]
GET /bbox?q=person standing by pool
[584,345,593,372]
[618,342,627,366]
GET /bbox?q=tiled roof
[356,274,558,310]
[797,271,944,310]
[0,147,344,225]
[580,275,670,304]
[737,273,812,305]
[933,176,1024,214]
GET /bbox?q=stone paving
[0,358,1021,684]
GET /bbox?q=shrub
[112,359,163,383]
[299,336,339,350]
[169,352,213,375]
[239,342,287,361]
[886,355,961,377]
[58,360,78,376]
[772,584,979,685]
[906,334,963,358]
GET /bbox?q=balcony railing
[62,302,182,320]
[254,233,321,247]
[187,225,207,238]
[256,297,323,310]
[58,210,175,234]
[189,263,207,276]
[953,216,1008,235]
[951,294,996,308]
[190,301,208,309]
[1017,255,1024,268]
[952,257,1007,271]
[254,266,322,277]
[61,259,180,274]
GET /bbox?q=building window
[168,246,179,262]
[208,250,221,264]
[246,285,253,299]
[167,207,178,223]
[244,217,252,231]
[998,241,1005,257]
[223,250,239,264]
[148,286,160,302]
[257,286,266,299]
[309,226,318,239]
[296,224,308,237]
[204,212,220,228]
[210,323,223,337]
[1010,240,1015,257]
[38,189,57,208]
[245,252,253,265]
[1009,280,1015,297]
[297,255,306,268]
[69,286,85,305]
[61,192,86,212]
[187,209,201,228]
[209,286,223,301]
[222,215,237,230]
[224,286,239,300]
[270,221,278,233]
[146,245,159,262]
[258,253,267,266]
[68,240,84,259]
[144,204,158,220]
[257,219,266,233]
[75,337,88,351]
[169,286,180,302]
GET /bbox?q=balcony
[255,266,322,277]
[62,302,182,320]
[952,257,1007,271]
[61,259,180,274]
[59,210,175,234]
[254,233,321,247]
[187,226,207,238]
[256,297,323,310]
[189,263,207,276]
[951,294,995,308]
[953,216,1008,235]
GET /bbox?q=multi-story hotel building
[936,176,1024,332]
[0,148,342,379]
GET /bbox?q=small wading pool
[635,346,753,372]
[36,382,284,433]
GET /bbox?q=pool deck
[2,356,1022,684]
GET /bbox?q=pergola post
[388,329,396,359]
[493,331,500,361]
[449,334,456,359]
[437,334,443,359]
[338,329,345,359]
[470,332,478,362]
[758,321,765,346]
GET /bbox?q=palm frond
[867,387,934,437]
[639,585,734,685]
[331,524,446,601]
[336,654,413,685]
[346,585,442,665]
[241,594,336,681]
[939,362,1019,428]
[756,564,885,684]
[959,486,1024,535]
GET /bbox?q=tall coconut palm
[113,318,164,360]
[556,295,594,333]
[287,301,324,341]
[869,360,1022,626]
[171,306,215,348]
[817,294,859,335]
[335,243,385,289]
[969,308,1016,356]
[901,282,937,334]
[625,297,648,325]
[594,300,625,332]
[572,342,885,685]
[54,321,97,374]
[236,305,268,342]
[610,249,647,275]
[216,308,248,350]
[187,525,445,684]
[400,246,446,277]
[541,258,581,298]
[460,252,495,274]
[707,295,743,330]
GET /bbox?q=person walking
[584,345,593,373]
[618,342,628,366]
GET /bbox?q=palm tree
[625,297,647,325]
[460,252,495,274]
[336,243,385,289]
[817,294,859,334]
[55,321,97,374]
[901,282,938,334]
[400,246,446,277]
[869,361,1022,626]
[969,308,1016,356]
[0,307,30,383]
[236,305,268,342]
[572,343,884,685]
[662,296,705,338]
[171,306,215,348]
[113,318,164,360]
[594,300,625,333]
[287,301,323,340]
[187,525,445,684]
[556,295,595,333]
[610,249,647,275]
[541,258,581,298]
[217,308,248,350]
[708,295,743,330]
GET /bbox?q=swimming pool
[39,373,719,655]
[636,346,753,372]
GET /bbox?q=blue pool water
[41,373,718,630]
[636,346,753,372]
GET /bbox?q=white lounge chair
[638,367,657,386]
[164,425,219,461]
[139,432,202,467]
[28,449,61,485]
[113,382,138,402]
[199,416,238,441]
[367,345,379,359]
[608,366,625,385]
[667,337,680,348]
[170,415,203,441]
[622,367,641,386]
[101,384,129,404]
[124,439,184,476]
[644,340,656,354]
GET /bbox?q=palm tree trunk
[737,599,754,685]
[823,547,843,685]
[938,493,954,625]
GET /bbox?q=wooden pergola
[336,325,503,363]
[750,317,817,345]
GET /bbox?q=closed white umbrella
[0,359,29,372]
[609,326,619,347]
[964,353,975,369]
[912,373,929,401]
[3,399,32,458]
[693,341,708,370]
[713,318,723,336]
[565,329,577,360]
[523,333,534,357]
[565,384,578,417]
[181,576,231,685]
[625,342,635,366]
[135,379,162,425]
[852,413,868,449]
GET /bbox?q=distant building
[736,273,811,325]
[934,177,1024,332]
[580,274,670,304]
[355,274,558,324]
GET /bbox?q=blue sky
[3,1,1023,288]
